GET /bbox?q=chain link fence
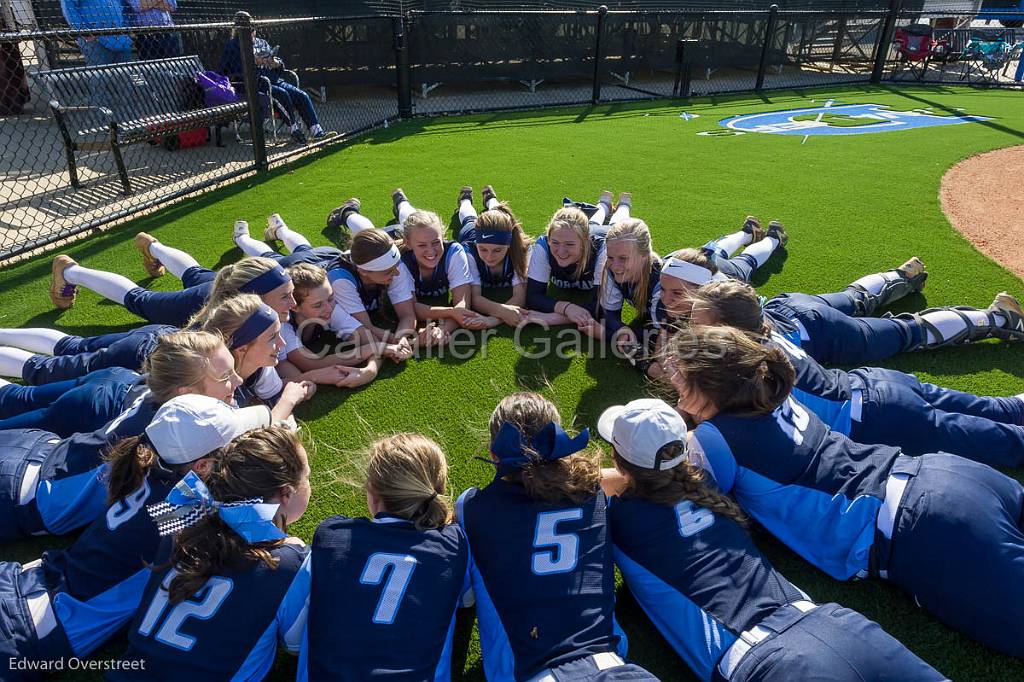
[2,3,1021,262]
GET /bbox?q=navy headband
[239,264,290,296]
[230,303,278,349]
[478,421,590,478]
[475,228,514,246]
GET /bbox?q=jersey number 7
[360,553,419,625]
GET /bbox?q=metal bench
[38,55,248,194]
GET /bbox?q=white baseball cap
[145,394,272,465]
[597,398,688,471]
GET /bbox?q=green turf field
[3,84,1023,680]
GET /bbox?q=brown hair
[546,208,592,282]
[488,392,599,504]
[689,280,770,335]
[288,263,328,305]
[192,256,281,324]
[350,229,397,267]
[366,433,451,531]
[166,427,306,605]
[143,331,225,404]
[602,219,659,315]
[105,436,163,504]
[612,450,746,526]
[666,325,794,417]
[474,203,532,280]
[197,294,267,350]
[666,248,716,274]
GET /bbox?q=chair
[959,30,1022,83]
[892,23,948,81]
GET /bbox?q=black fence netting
[1,4,1021,262]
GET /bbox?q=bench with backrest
[38,55,248,194]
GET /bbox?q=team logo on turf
[720,104,990,136]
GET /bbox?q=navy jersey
[761,306,801,342]
[469,243,517,289]
[301,514,471,681]
[457,479,625,682]
[401,242,472,299]
[529,235,606,291]
[695,397,901,579]
[609,495,806,681]
[328,258,386,312]
[768,331,855,434]
[234,367,283,408]
[111,542,310,681]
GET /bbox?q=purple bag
[195,70,239,107]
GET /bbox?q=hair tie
[476,421,590,478]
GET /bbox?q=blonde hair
[366,433,451,531]
[546,207,592,281]
[602,218,658,314]
[144,330,226,403]
[488,392,600,504]
[350,229,397,267]
[666,247,715,273]
[288,263,327,305]
[400,210,445,252]
[198,294,268,350]
[192,257,281,324]
[474,203,532,280]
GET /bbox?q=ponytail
[105,436,159,504]
[365,433,452,531]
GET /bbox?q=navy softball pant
[122,266,216,327]
[851,367,1024,468]
[0,367,139,437]
[260,244,342,269]
[879,453,1024,659]
[717,602,945,682]
[21,325,174,385]
[764,292,918,365]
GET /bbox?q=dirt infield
[940,145,1024,280]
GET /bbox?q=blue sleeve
[693,424,737,494]
[220,38,242,77]
[53,568,151,657]
[278,553,312,654]
[602,307,625,337]
[61,0,85,29]
[36,466,109,536]
[526,279,557,313]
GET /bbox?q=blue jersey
[769,331,855,434]
[234,367,283,409]
[535,235,605,291]
[401,241,466,298]
[457,479,625,681]
[609,495,805,681]
[469,243,516,289]
[301,514,470,681]
[695,397,901,580]
[111,542,310,681]
[327,258,386,312]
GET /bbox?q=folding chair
[960,29,1017,83]
[892,23,948,80]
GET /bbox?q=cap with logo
[597,398,688,471]
[145,394,272,465]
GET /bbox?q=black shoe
[482,185,497,206]
[290,128,307,145]
[391,188,408,221]
[327,197,361,231]
[457,186,473,205]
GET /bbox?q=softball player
[526,207,608,338]
[457,392,658,682]
[690,279,1024,467]
[696,216,787,283]
[597,399,945,682]
[666,325,1024,658]
[0,395,272,680]
[233,213,344,269]
[299,433,470,681]
[48,238,286,328]
[456,186,550,329]
[105,425,310,681]
[599,218,662,351]
[0,366,141,436]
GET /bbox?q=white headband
[358,245,402,272]
[662,257,714,285]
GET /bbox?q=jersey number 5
[532,508,583,575]
[138,572,233,650]
[360,553,418,625]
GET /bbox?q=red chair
[892,23,948,80]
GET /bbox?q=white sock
[459,199,477,225]
[310,124,324,136]
[0,328,66,355]
[235,233,273,257]
[63,264,133,305]
[609,204,630,226]
[849,270,899,295]
[920,309,1005,345]
[291,122,301,132]
[0,377,10,388]
[148,242,200,280]
[276,222,311,253]
[715,230,753,257]
[485,197,499,210]
[347,212,375,234]
[740,236,779,267]
[397,201,416,225]
[0,347,33,378]
[589,203,608,228]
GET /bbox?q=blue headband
[230,303,277,349]
[478,421,590,478]
[475,228,513,246]
[147,471,286,543]
[239,264,290,296]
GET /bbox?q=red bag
[162,128,209,151]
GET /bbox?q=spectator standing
[60,0,133,65]
[126,0,182,60]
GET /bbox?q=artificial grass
[790,111,884,127]
[2,84,1023,680]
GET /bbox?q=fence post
[592,5,608,105]
[394,14,413,118]
[755,4,779,91]
[673,38,696,97]
[831,15,847,69]
[871,0,901,83]
[235,11,268,172]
